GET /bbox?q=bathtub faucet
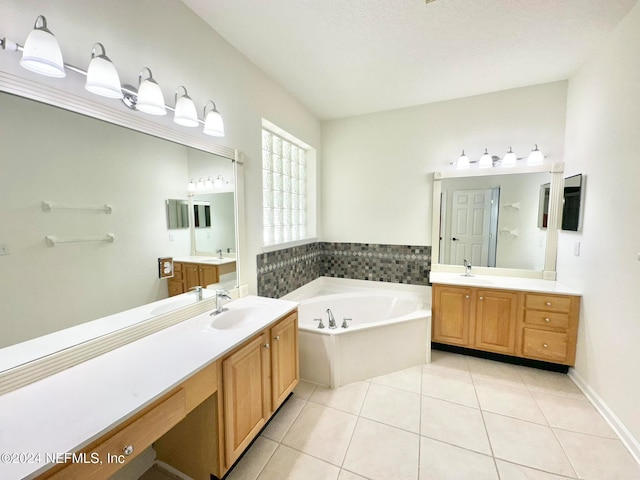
[326,308,337,329]
[341,318,352,329]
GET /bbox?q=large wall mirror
[431,164,564,279]
[0,88,240,374]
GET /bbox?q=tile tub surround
[257,242,431,298]
[224,351,640,480]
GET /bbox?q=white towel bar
[45,234,115,247]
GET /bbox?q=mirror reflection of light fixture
[196,178,205,190]
[527,144,544,165]
[456,150,470,169]
[136,67,166,115]
[19,15,66,78]
[203,101,225,137]
[214,175,224,187]
[478,148,493,168]
[85,43,122,99]
[205,177,214,189]
[187,179,196,192]
[173,86,199,127]
[502,146,517,167]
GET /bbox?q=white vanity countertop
[174,256,236,264]
[0,295,297,480]
[430,272,581,295]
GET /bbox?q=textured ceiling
[182,0,637,120]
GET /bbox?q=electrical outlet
[0,243,9,255]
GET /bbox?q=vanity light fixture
[196,178,205,190]
[205,177,214,189]
[203,101,225,137]
[19,15,66,78]
[85,43,122,99]
[502,146,517,167]
[187,180,196,192]
[214,175,224,187]
[456,150,470,169]
[173,86,199,127]
[1,14,227,137]
[478,148,493,168]
[527,144,544,165]
[136,68,166,116]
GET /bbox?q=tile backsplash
[257,242,431,298]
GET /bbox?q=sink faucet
[190,286,203,301]
[210,289,232,315]
[216,249,223,259]
[326,308,337,329]
[463,259,472,277]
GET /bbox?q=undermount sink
[207,305,266,330]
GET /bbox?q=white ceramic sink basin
[208,305,267,330]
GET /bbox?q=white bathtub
[283,277,431,388]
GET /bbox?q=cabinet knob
[543,343,549,348]
[545,318,550,322]
[465,295,470,299]
[274,335,281,341]
[479,296,483,300]
[546,302,552,306]
[123,445,134,456]
[263,343,270,349]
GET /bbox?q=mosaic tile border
[257,242,431,298]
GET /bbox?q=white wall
[321,81,567,246]
[0,0,322,296]
[559,1,640,450]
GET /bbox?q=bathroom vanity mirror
[431,163,564,279]
[0,86,241,374]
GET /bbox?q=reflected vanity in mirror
[0,87,240,379]
[431,162,565,280]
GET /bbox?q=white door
[450,189,493,266]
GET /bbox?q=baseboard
[568,368,640,465]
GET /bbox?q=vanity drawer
[525,294,572,313]
[47,389,186,479]
[524,310,570,329]
[522,328,568,363]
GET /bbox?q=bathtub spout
[326,308,337,329]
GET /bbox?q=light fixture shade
[527,144,544,165]
[196,178,205,190]
[203,101,225,137]
[214,175,223,187]
[136,67,166,115]
[85,43,122,99]
[19,15,66,78]
[479,148,492,168]
[457,150,470,169]
[502,146,517,167]
[187,180,196,192]
[205,177,214,189]
[173,86,199,127]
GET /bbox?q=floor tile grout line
[337,380,371,473]
[495,458,580,480]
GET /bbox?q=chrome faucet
[210,289,232,315]
[463,259,472,277]
[190,285,203,301]
[326,308,337,329]
[216,249,223,259]
[314,318,326,329]
[341,318,352,329]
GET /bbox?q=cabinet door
[271,312,299,411]
[184,263,201,290]
[199,264,219,288]
[222,332,271,467]
[474,289,518,354]
[432,285,472,346]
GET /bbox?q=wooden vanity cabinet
[432,284,580,366]
[169,261,237,296]
[222,311,299,469]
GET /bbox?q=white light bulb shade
[85,43,122,99]
[214,175,223,187]
[196,178,205,190]
[203,101,225,137]
[457,150,470,169]
[19,15,66,78]
[136,68,166,115]
[527,144,544,165]
[479,149,492,168]
[502,147,517,167]
[173,87,199,127]
[205,177,213,189]
[187,180,196,192]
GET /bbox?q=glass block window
[262,128,307,246]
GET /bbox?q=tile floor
[225,350,640,480]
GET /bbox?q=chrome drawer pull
[123,445,134,456]
[546,302,552,306]
[543,343,549,348]
[264,343,270,349]
[274,335,281,341]
[465,295,470,299]
[545,318,550,322]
